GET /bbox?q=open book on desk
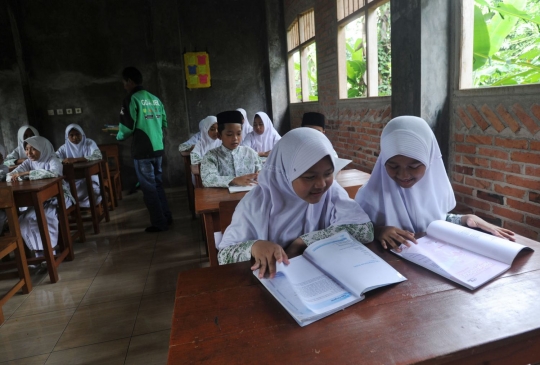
[228,185,255,193]
[254,231,406,327]
[392,220,532,290]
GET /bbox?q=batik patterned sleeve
[445,213,463,225]
[85,148,102,161]
[300,222,375,246]
[217,240,257,265]
[201,152,234,188]
[253,150,263,172]
[178,142,194,152]
[190,151,202,165]
[29,158,62,180]
[4,149,20,167]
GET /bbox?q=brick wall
[452,102,540,240]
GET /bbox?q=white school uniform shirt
[4,125,40,166]
[190,116,221,165]
[241,112,281,153]
[200,145,262,188]
[219,128,370,252]
[237,108,253,139]
[355,115,456,233]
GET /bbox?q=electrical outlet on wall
[56,109,64,115]
[75,108,82,114]
[47,110,55,116]
[66,108,73,115]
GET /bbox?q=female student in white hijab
[178,119,205,152]
[241,111,281,158]
[7,136,75,256]
[56,123,103,208]
[355,116,514,252]
[218,127,374,278]
[236,108,253,139]
[190,116,221,164]
[4,125,40,166]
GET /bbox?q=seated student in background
[7,136,74,256]
[301,112,326,133]
[201,110,262,188]
[178,119,204,152]
[355,115,514,252]
[56,123,102,208]
[190,116,221,165]
[217,128,374,277]
[237,108,253,140]
[241,112,281,158]
[4,125,40,166]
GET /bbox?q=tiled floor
[0,187,208,364]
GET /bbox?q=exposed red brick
[531,141,540,151]
[507,175,540,190]
[493,137,528,150]
[507,198,540,215]
[455,115,463,131]
[450,203,474,214]
[475,212,502,226]
[455,133,464,142]
[454,155,461,164]
[452,183,473,195]
[503,221,538,240]
[513,103,540,135]
[452,172,464,183]
[463,196,491,211]
[464,176,492,190]
[456,106,473,129]
[531,104,540,122]
[477,147,508,161]
[496,104,520,133]
[525,166,540,176]
[462,155,490,167]
[493,184,526,199]
[511,151,540,165]
[474,168,505,182]
[467,105,490,131]
[477,190,504,205]
[453,165,474,175]
[493,206,524,222]
[490,160,521,174]
[530,192,540,204]
[465,135,493,145]
[481,104,506,132]
[456,144,476,154]
[526,216,540,229]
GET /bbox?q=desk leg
[31,193,59,283]
[56,183,74,262]
[203,213,219,267]
[86,169,100,234]
[98,163,110,222]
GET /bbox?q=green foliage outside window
[473,0,540,87]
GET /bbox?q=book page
[254,256,360,321]
[393,236,510,289]
[303,231,406,297]
[426,220,529,264]
[228,185,256,193]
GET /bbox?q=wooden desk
[168,234,540,364]
[336,168,370,198]
[73,160,110,234]
[181,150,196,219]
[3,178,73,283]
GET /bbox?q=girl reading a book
[355,116,514,252]
[241,112,281,158]
[56,123,102,208]
[190,116,221,165]
[218,127,374,278]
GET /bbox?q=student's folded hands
[251,240,290,279]
[231,173,258,187]
[375,226,417,252]
[462,214,515,241]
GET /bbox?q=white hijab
[16,125,40,157]
[24,136,61,171]
[219,128,370,249]
[242,111,281,152]
[355,116,456,233]
[237,108,253,139]
[191,116,221,158]
[63,123,99,158]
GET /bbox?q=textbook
[228,185,256,193]
[254,231,406,327]
[392,220,532,290]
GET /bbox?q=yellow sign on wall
[184,52,211,89]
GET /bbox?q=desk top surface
[194,169,370,214]
[169,234,540,364]
[1,177,63,193]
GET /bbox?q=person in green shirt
[117,67,172,232]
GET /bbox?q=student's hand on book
[462,214,516,241]
[251,240,290,279]
[231,174,258,187]
[285,237,307,258]
[375,226,417,252]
